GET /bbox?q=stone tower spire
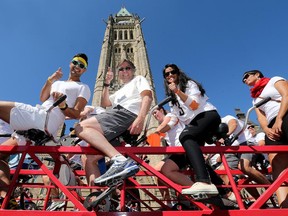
[92,7,158,133]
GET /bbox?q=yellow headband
[72,57,88,68]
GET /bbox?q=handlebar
[53,95,67,107]
[227,97,271,145]
[157,96,172,108]
[254,97,271,108]
[47,95,67,112]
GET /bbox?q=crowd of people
[0,54,287,211]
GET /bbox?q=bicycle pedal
[191,193,210,200]
[107,178,123,187]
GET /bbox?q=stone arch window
[119,30,123,40]
[124,30,128,40]
[130,30,134,39]
[114,31,117,40]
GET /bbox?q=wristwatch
[60,103,68,111]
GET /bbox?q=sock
[111,154,126,162]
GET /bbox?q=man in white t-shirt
[75,59,152,186]
[0,53,91,210]
[216,115,249,185]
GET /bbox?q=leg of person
[153,159,171,207]
[180,138,218,198]
[180,111,221,197]
[160,156,193,207]
[161,156,193,186]
[238,155,271,201]
[0,101,14,123]
[269,152,288,208]
[218,153,240,185]
[0,160,10,198]
[0,138,20,209]
[239,154,271,185]
[206,164,233,198]
[85,155,103,191]
[75,109,139,186]
[42,175,65,211]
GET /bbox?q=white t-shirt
[164,113,185,147]
[221,115,249,146]
[109,76,151,115]
[253,76,285,124]
[170,80,217,124]
[247,132,265,146]
[41,80,91,135]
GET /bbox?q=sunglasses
[242,73,255,83]
[164,70,178,77]
[71,60,86,69]
[118,66,131,72]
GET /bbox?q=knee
[160,165,172,177]
[74,123,82,137]
[239,163,251,173]
[179,127,195,144]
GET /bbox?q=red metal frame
[0,145,287,216]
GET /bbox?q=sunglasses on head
[71,60,86,69]
[118,66,131,72]
[164,70,178,77]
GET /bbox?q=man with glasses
[75,59,152,186]
[0,53,90,210]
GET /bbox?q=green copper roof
[116,7,132,16]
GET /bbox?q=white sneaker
[182,182,219,196]
[46,201,65,211]
[227,192,237,202]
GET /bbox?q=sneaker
[94,159,139,186]
[227,192,237,202]
[182,182,219,196]
[46,201,65,211]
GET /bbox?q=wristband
[175,89,180,94]
[60,103,68,111]
[47,77,53,84]
[103,83,110,87]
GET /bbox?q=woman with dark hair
[162,63,221,198]
[242,69,288,208]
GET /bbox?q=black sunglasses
[71,60,86,69]
[242,73,255,83]
[118,66,132,72]
[164,70,178,77]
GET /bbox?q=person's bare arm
[40,67,63,102]
[101,67,113,107]
[273,80,288,134]
[129,90,152,135]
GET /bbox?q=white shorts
[10,103,47,131]
[10,102,64,136]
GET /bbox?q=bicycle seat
[205,123,228,144]
[120,130,139,146]
[15,129,52,146]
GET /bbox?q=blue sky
[1,0,288,131]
